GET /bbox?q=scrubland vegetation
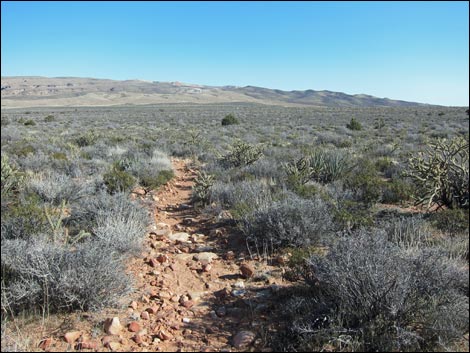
[1,103,468,351]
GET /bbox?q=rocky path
[36,159,285,352]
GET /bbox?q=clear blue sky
[1,1,469,106]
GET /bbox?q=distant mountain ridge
[1,76,433,108]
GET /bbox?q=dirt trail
[29,159,285,352]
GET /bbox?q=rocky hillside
[1,76,432,108]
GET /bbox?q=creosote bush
[221,113,240,126]
[346,117,362,131]
[103,164,136,194]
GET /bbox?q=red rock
[240,263,254,278]
[156,254,168,263]
[146,305,160,314]
[141,311,150,320]
[77,340,98,350]
[149,258,160,267]
[132,334,143,344]
[38,337,53,350]
[128,321,141,332]
[203,264,212,272]
[181,300,194,309]
[64,331,81,344]
[101,335,114,346]
[158,329,174,341]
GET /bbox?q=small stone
[168,232,190,242]
[141,311,150,320]
[78,340,98,350]
[203,263,212,272]
[231,289,246,297]
[182,317,191,323]
[128,321,141,332]
[225,251,235,260]
[188,291,204,301]
[233,281,245,289]
[104,317,122,335]
[193,252,218,263]
[132,187,146,195]
[158,329,174,341]
[64,331,81,344]
[240,263,254,278]
[146,305,160,314]
[216,306,226,317]
[38,337,53,350]
[156,254,169,263]
[181,300,195,309]
[233,330,255,349]
[132,334,143,344]
[149,258,160,267]
[107,341,121,351]
[101,335,115,346]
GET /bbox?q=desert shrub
[221,113,239,126]
[92,209,147,255]
[345,159,384,205]
[103,165,136,194]
[381,178,414,204]
[242,192,333,249]
[11,143,35,158]
[1,238,131,314]
[192,171,215,206]
[281,231,469,352]
[346,117,362,131]
[1,155,24,200]
[44,115,55,122]
[26,171,90,205]
[23,119,36,126]
[140,170,174,189]
[126,149,173,188]
[429,208,469,236]
[332,199,374,231]
[1,194,49,240]
[383,215,433,248]
[51,152,67,161]
[220,140,263,168]
[1,116,10,126]
[209,179,274,218]
[74,131,98,147]
[405,136,469,209]
[69,192,148,236]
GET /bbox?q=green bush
[345,160,384,206]
[381,178,413,204]
[221,113,239,126]
[140,170,174,189]
[103,166,136,194]
[430,208,469,235]
[74,131,98,147]
[23,119,36,126]
[44,115,55,122]
[51,152,68,161]
[346,117,362,131]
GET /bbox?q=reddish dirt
[7,159,286,352]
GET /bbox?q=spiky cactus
[405,136,469,209]
[192,171,215,205]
